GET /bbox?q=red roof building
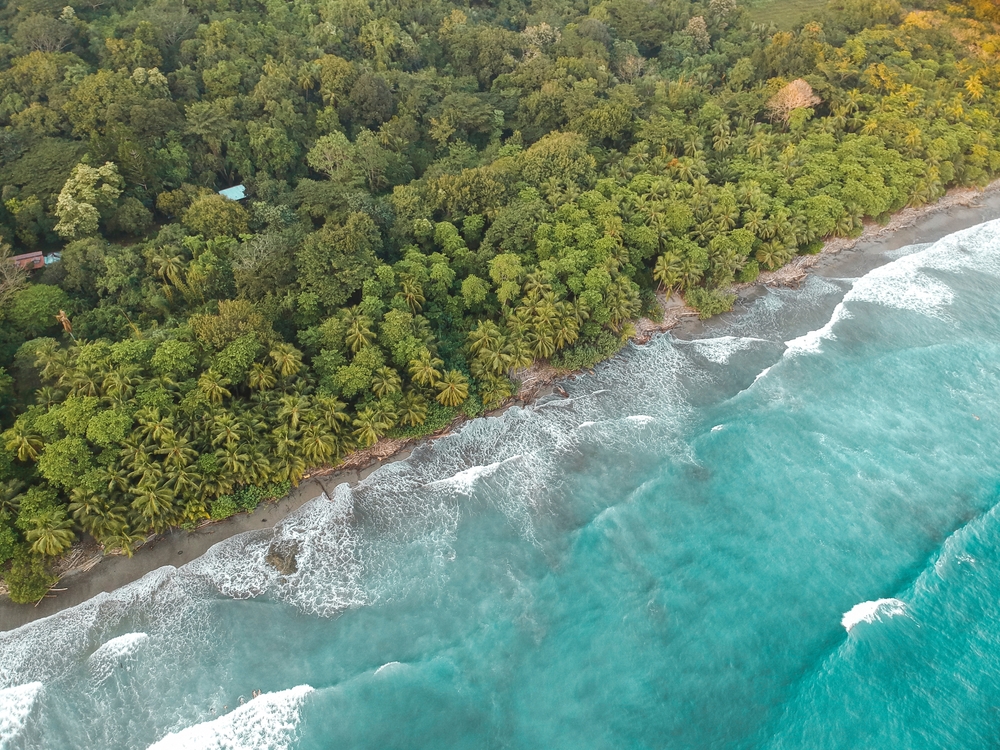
[11,252,44,270]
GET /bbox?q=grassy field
[746,0,829,29]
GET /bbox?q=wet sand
[3,183,1000,631]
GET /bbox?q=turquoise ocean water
[2,219,1000,749]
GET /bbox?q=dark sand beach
[3,182,1000,632]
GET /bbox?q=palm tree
[314,396,351,431]
[553,304,579,350]
[4,422,43,462]
[158,433,197,470]
[606,278,640,333]
[408,351,443,388]
[270,343,303,379]
[210,412,245,448]
[130,482,176,533]
[247,363,277,391]
[467,320,504,356]
[435,370,469,407]
[135,408,175,445]
[278,394,310,430]
[526,327,556,360]
[35,386,64,408]
[352,406,392,447]
[198,370,232,404]
[399,391,427,427]
[479,375,513,407]
[216,443,252,483]
[344,308,375,353]
[300,423,337,464]
[653,253,682,293]
[150,251,187,288]
[68,365,102,398]
[371,366,402,397]
[26,508,75,557]
[102,365,141,404]
[399,276,425,313]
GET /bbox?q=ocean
[2,218,1000,749]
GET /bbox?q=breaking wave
[840,598,909,632]
[147,685,314,750]
[0,682,42,748]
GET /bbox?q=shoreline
[3,181,1000,631]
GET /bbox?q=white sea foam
[626,415,654,425]
[784,302,851,356]
[426,455,522,494]
[578,421,595,428]
[0,682,42,748]
[373,661,404,676]
[841,219,1000,317]
[687,336,766,364]
[147,685,313,750]
[841,598,908,631]
[88,632,149,682]
[753,366,771,383]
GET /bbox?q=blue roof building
[218,185,247,201]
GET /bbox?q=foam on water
[88,632,149,682]
[425,455,523,494]
[784,302,851,356]
[373,662,404,677]
[685,335,767,364]
[843,218,1000,317]
[625,415,653,424]
[146,685,314,750]
[840,598,909,632]
[0,682,42,748]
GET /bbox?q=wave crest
[841,598,908,632]
[146,685,313,750]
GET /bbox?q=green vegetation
[0,0,999,598]
[747,0,828,30]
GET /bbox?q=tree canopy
[0,0,999,600]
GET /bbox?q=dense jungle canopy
[0,0,998,600]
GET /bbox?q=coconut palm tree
[278,394,310,431]
[653,253,683,293]
[371,366,402,397]
[4,421,43,462]
[467,320,504,356]
[408,350,443,388]
[435,370,469,407]
[399,276,425,313]
[247,363,277,391]
[198,370,232,405]
[352,406,392,447]
[300,423,337,464]
[158,433,197,470]
[344,308,376,353]
[270,343,303,379]
[130,481,176,533]
[399,391,428,427]
[35,386,64,408]
[26,508,75,557]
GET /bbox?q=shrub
[5,549,56,604]
[210,495,238,520]
[234,485,265,512]
[685,287,736,319]
[550,330,626,370]
[737,260,760,284]
[264,480,292,500]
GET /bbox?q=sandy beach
[3,182,1000,632]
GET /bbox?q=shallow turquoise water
[3,222,1000,749]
